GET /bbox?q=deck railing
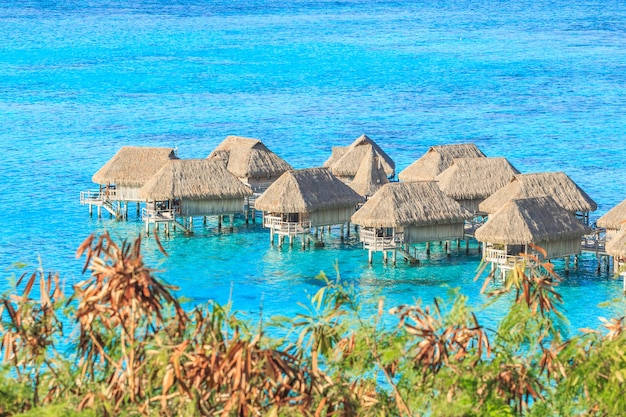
[582,227,606,253]
[484,248,510,264]
[141,207,178,222]
[80,189,117,205]
[360,229,404,251]
[263,216,311,235]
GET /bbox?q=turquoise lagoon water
[2,0,626,332]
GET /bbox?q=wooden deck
[263,215,311,236]
[80,189,120,218]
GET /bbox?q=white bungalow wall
[179,198,245,217]
[113,185,142,202]
[404,223,466,243]
[310,206,357,227]
[537,237,582,259]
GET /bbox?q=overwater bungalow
[81,146,178,218]
[475,196,589,277]
[348,148,389,199]
[350,182,473,264]
[138,159,252,235]
[207,135,292,193]
[478,172,597,225]
[398,143,485,182]
[254,167,364,247]
[435,157,520,214]
[597,198,626,240]
[605,225,626,289]
[324,134,395,183]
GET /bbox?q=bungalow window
[376,228,394,237]
[507,245,526,256]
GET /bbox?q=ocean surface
[2,0,626,333]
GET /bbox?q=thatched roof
[478,172,597,214]
[349,148,389,198]
[606,225,626,258]
[254,168,364,213]
[139,159,252,201]
[597,199,626,230]
[323,146,348,168]
[398,143,486,182]
[328,134,395,177]
[92,146,177,186]
[435,157,520,200]
[207,135,292,179]
[350,182,472,228]
[474,196,589,245]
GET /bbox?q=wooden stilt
[383,251,388,263]
[289,235,293,247]
[565,256,570,274]
[426,242,430,255]
[465,238,469,254]
[137,202,140,215]
[218,216,222,230]
[89,204,93,217]
[340,223,344,241]
[229,214,234,231]
[392,250,397,266]
[457,238,460,249]
[97,205,102,218]
[252,209,256,223]
[270,229,274,246]
[368,250,373,265]
[347,221,351,237]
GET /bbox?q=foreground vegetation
[1,232,625,416]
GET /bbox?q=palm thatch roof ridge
[323,146,348,168]
[597,199,626,230]
[207,135,292,179]
[329,134,395,177]
[478,172,597,214]
[474,196,589,245]
[435,157,520,200]
[254,168,364,213]
[350,182,473,228]
[606,225,626,258]
[398,143,486,182]
[349,148,389,198]
[139,159,252,201]
[92,146,178,186]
